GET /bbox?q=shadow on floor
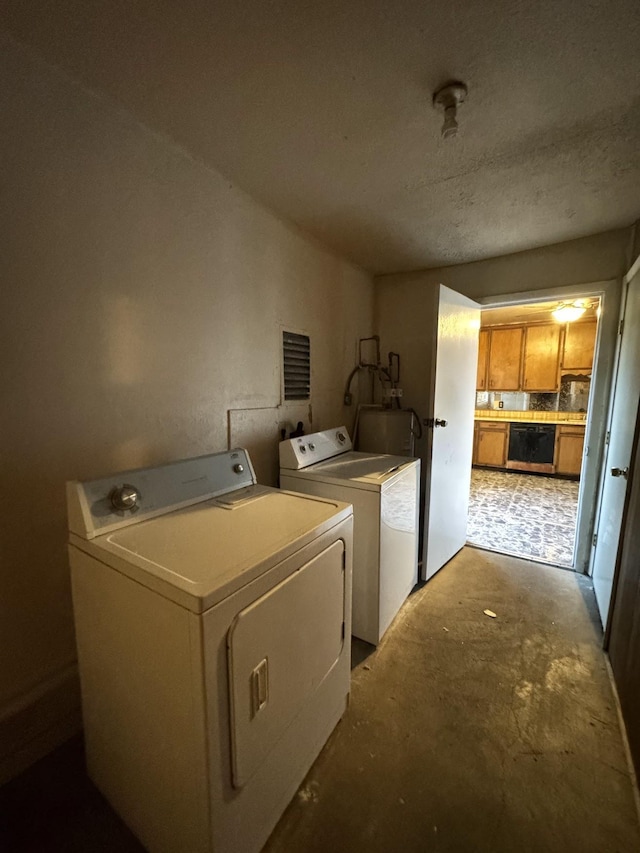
[0,736,143,853]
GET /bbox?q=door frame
[476,278,622,573]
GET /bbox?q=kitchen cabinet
[555,425,585,476]
[486,327,523,391]
[473,422,509,467]
[478,318,596,393]
[522,324,562,392]
[476,329,490,390]
[562,320,597,371]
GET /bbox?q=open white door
[591,267,640,627]
[422,285,480,580]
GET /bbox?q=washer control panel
[279,426,353,470]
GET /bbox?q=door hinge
[619,319,624,336]
[592,534,598,548]
[605,430,610,446]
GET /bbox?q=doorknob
[424,418,448,428]
[611,467,629,479]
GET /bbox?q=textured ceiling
[3,0,640,273]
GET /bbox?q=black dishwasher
[508,424,556,464]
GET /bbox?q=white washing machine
[279,426,419,646]
[67,448,353,853]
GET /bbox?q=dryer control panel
[279,426,353,470]
[67,449,257,539]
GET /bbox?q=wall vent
[282,331,310,401]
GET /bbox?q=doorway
[466,297,600,569]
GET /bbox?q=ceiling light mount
[433,81,468,139]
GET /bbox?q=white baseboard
[0,663,82,786]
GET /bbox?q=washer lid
[285,452,419,490]
[71,487,351,612]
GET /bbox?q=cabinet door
[555,428,585,475]
[487,327,523,391]
[562,320,597,371]
[476,329,490,390]
[475,426,508,467]
[522,324,562,391]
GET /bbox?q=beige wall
[376,229,629,304]
[0,31,373,776]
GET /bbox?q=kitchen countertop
[474,415,586,426]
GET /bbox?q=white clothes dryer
[67,448,352,853]
[279,426,419,646]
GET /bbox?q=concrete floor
[2,548,639,852]
[265,548,640,853]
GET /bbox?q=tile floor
[467,468,580,567]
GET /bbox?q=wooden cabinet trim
[476,329,490,391]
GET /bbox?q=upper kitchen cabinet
[562,320,597,371]
[476,330,490,390]
[522,324,562,392]
[486,327,524,391]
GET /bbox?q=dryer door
[227,539,346,788]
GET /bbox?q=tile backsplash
[476,382,590,414]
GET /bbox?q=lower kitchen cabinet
[554,425,585,476]
[473,422,509,467]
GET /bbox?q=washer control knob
[110,484,140,511]
[233,464,245,474]
[309,442,316,451]
[337,431,346,443]
[300,445,307,453]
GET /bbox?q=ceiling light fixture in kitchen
[433,81,468,139]
[551,300,588,323]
